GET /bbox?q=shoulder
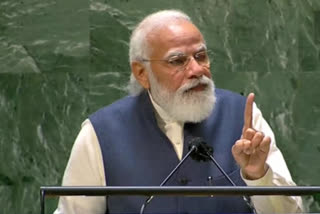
[88,91,151,129]
[91,95,137,116]
[89,93,147,123]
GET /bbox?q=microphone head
[188,137,214,162]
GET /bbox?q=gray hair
[128,10,192,95]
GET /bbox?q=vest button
[179,178,189,185]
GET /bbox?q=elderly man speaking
[54,10,303,214]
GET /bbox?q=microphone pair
[140,137,257,214]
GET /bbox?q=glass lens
[167,55,188,66]
[194,51,209,65]
[167,50,211,72]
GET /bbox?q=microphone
[139,138,201,214]
[188,137,257,214]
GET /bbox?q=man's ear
[131,61,150,90]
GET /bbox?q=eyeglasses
[141,50,212,72]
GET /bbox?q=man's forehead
[150,21,202,40]
[147,21,205,56]
[165,43,207,57]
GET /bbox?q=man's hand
[231,93,271,180]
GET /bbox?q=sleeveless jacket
[89,88,253,213]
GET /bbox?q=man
[54,10,303,213]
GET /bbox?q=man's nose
[185,57,207,78]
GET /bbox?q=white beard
[148,70,216,123]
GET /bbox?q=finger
[243,93,255,132]
[243,128,255,140]
[232,139,246,155]
[258,136,271,154]
[232,139,251,156]
[232,140,250,168]
[243,140,252,155]
[251,131,265,149]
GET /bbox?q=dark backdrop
[0,0,319,213]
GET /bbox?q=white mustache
[178,76,213,93]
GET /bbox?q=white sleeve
[242,103,304,213]
[53,119,106,214]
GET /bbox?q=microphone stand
[204,149,257,214]
[139,145,197,214]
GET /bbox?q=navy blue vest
[89,89,253,213]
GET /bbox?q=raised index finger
[243,93,255,131]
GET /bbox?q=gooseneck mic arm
[206,150,257,213]
[208,154,236,186]
[139,140,199,214]
[188,137,257,214]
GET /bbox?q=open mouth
[185,83,208,93]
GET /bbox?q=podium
[40,186,320,214]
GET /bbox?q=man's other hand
[232,93,271,180]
